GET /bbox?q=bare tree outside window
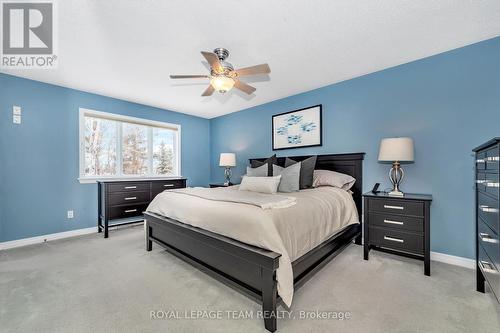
[84,117,117,176]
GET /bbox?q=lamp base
[388,190,404,197]
[388,161,405,197]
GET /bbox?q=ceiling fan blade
[170,75,208,79]
[201,51,223,74]
[201,85,215,96]
[234,64,271,77]
[234,80,256,95]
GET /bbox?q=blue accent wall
[0,74,211,242]
[210,37,500,259]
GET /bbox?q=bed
[144,153,364,332]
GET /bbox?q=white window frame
[78,108,181,184]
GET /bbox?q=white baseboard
[0,227,98,250]
[431,251,475,269]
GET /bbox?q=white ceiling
[3,0,500,118]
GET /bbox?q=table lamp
[219,153,236,185]
[378,137,414,196]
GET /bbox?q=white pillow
[313,169,356,190]
[239,175,282,194]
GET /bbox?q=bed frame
[144,153,364,332]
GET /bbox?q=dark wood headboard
[249,153,365,216]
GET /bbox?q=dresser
[98,178,186,238]
[363,192,432,275]
[474,138,500,302]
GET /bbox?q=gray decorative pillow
[273,163,301,192]
[246,163,268,177]
[251,154,277,176]
[285,155,317,189]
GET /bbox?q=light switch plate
[13,115,21,124]
[13,106,21,115]
[67,210,74,219]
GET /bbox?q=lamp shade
[378,137,414,162]
[219,153,236,167]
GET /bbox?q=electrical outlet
[67,210,74,219]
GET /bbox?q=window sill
[78,176,184,184]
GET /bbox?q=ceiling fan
[170,48,271,96]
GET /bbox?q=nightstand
[209,183,234,188]
[363,192,432,275]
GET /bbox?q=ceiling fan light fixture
[210,75,235,93]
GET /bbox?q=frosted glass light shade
[210,76,235,92]
[219,153,236,167]
[378,137,414,162]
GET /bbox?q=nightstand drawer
[369,212,423,233]
[369,198,424,217]
[108,204,148,220]
[108,182,150,193]
[478,191,499,235]
[478,218,500,271]
[108,191,150,206]
[369,227,423,254]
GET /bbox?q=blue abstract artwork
[272,105,322,150]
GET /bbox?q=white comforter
[146,186,359,307]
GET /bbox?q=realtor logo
[1,1,57,68]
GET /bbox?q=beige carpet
[1,225,499,333]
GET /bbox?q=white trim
[0,227,98,250]
[78,108,181,183]
[431,251,475,269]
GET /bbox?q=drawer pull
[384,236,404,243]
[480,233,499,244]
[487,156,499,162]
[480,205,499,213]
[476,159,485,163]
[479,260,498,274]
[476,180,486,184]
[486,182,499,188]
[124,197,137,200]
[124,186,137,189]
[124,209,137,213]
[384,205,404,210]
[164,184,175,187]
[384,219,404,225]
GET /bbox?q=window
[79,108,180,182]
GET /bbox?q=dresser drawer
[152,180,185,197]
[368,198,424,217]
[486,146,499,171]
[478,243,500,302]
[477,172,486,193]
[369,227,423,254]
[108,182,150,193]
[478,218,500,271]
[108,204,148,220]
[478,192,499,235]
[485,173,500,198]
[476,151,486,170]
[369,212,423,233]
[108,191,150,206]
